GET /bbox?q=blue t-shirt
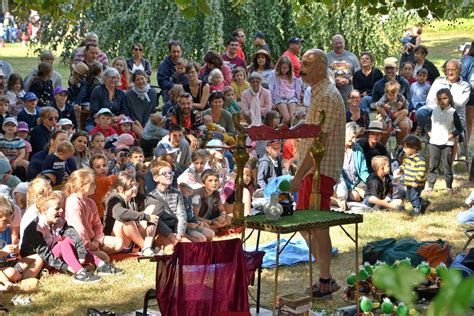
[41,153,67,185]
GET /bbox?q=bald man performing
[290,49,346,299]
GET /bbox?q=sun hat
[154,141,180,157]
[366,121,387,133]
[72,62,89,77]
[177,173,203,190]
[113,133,135,147]
[251,49,272,62]
[17,121,29,132]
[118,116,134,125]
[383,57,398,68]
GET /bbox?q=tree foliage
[32,0,413,69]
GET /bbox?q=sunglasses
[133,48,143,52]
[48,116,59,121]
[159,171,174,177]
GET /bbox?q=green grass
[1,21,474,314]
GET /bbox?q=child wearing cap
[17,92,39,130]
[257,140,283,190]
[0,96,13,133]
[108,146,135,176]
[89,108,118,145]
[117,116,137,138]
[0,117,28,181]
[58,118,75,135]
[15,122,31,161]
[41,141,76,186]
[52,86,77,128]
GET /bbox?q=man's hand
[187,134,199,150]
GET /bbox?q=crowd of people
[0,25,472,300]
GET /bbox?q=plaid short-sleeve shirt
[297,78,346,181]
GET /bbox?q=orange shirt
[90,175,116,219]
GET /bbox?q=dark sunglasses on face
[48,116,59,121]
[134,48,143,52]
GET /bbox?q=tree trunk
[1,0,8,13]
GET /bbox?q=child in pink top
[64,169,122,262]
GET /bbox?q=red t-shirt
[282,50,301,78]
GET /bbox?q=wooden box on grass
[278,293,311,316]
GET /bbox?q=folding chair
[139,239,264,316]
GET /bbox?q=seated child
[117,116,137,138]
[206,139,230,189]
[90,132,107,156]
[144,161,188,254]
[0,185,21,246]
[178,177,214,242]
[177,149,209,187]
[162,84,184,117]
[17,92,39,131]
[21,192,123,284]
[58,118,75,136]
[191,169,232,233]
[171,58,189,87]
[104,171,158,254]
[108,145,135,176]
[0,195,41,293]
[374,81,409,132]
[88,108,118,146]
[65,169,124,262]
[0,96,12,133]
[15,122,31,161]
[230,67,250,101]
[199,114,236,146]
[89,154,116,220]
[223,86,240,114]
[395,134,429,216]
[364,155,402,210]
[13,182,28,214]
[257,140,283,190]
[41,141,75,186]
[0,117,28,181]
[209,68,225,93]
[141,112,168,157]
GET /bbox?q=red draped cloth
[155,238,263,316]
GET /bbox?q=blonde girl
[268,56,302,125]
[104,171,158,255]
[64,169,123,262]
[111,56,131,91]
[208,68,224,93]
[21,192,123,284]
[230,66,250,101]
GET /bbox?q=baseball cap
[3,117,18,127]
[113,133,135,147]
[22,92,38,101]
[119,116,134,125]
[254,31,265,39]
[58,118,73,126]
[54,86,69,95]
[384,57,398,68]
[113,144,131,153]
[97,108,113,116]
[17,121,29,132]
[206,139,224,148]
[154,141,180,157]
[0,159,12,178]
[288,37,304,45]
